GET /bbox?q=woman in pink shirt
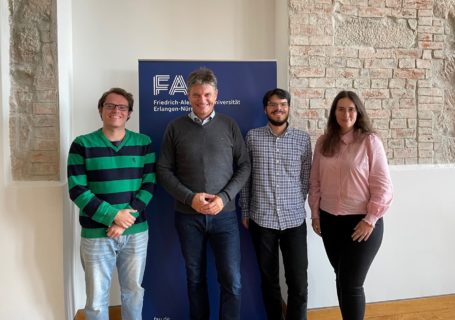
[309,91,393,320]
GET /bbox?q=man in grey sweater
[156,67,250,320]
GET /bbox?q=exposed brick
[289,0,455,164]
[392,128,416,138]
[394,69,426,79]
[368,109,392,118]
[418,41,444,50]
[394,147,417,158]
[418,9,433,17]
[388,139,405,148]
[361,89,390,99]
[365,99,382,109]
[389,78,406,88]
[418,17,432,26]
[392,109,417,118]
[396,49,422,59]
[309,78,336,88]
[293,67,325,78]
[386,0,401,8]
[419,96,443,104]
[354,79,371,88]
[390,118,407,128]
[371,79,388,88]
[293,88,325,99]
[403,0,432,10]
[418,119,433,127]
[390,88,415,99]
[358,7,392,17]
[365,58,397,69]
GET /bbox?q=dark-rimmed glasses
[103,103,129,112]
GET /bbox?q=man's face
[265,95,289,126]
[188,83,218,120]
[100,93,131,130]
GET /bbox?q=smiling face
[188,83,218,120]
[335,97,358,134]
[265,94,289,126]
[100,93,131,130]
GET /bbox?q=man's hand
[242,217,249,229]
[113,209,137,229]
[191,193,224,215]
[107,224,125,238]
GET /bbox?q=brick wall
[289,0,455,164]
[9,0,59,180]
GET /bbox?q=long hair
[321,90,375,157]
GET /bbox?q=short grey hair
[186,67,218,91]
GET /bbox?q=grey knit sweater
[156,113,251,214]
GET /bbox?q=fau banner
[139,60,277,319]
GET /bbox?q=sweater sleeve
[67,139,118,227]
[129,139,156,213]
[216,122,251,205]
[156,123,196,205]
[239,131,253,218]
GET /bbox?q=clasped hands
[107,208,137,238]
[191,192,224,215]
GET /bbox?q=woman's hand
[312,218,321,236]
[352,220,373,242]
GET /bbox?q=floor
[74,294,455,320]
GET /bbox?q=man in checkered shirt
[240,88,312,320]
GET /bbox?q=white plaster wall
[307,166,455,307]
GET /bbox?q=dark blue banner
[139,60,277,319]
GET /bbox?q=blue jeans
[80,231,148,320]
[175,211,241,320]
[249,220,308,320]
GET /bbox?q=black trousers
[320,210,383,320]
[249,220,308,320]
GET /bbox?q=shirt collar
[266,122,289,137]
[188,110,216,125]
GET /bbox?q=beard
[267,113,288,126]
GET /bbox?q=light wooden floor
[74,294,455,320]
[308,294,455,320]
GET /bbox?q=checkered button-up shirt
[240,125,312,230]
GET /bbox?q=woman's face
[335,97,358,134]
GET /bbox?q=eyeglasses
[267,102,289,108]
[103,103,129,112]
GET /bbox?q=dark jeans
[249,220,308,320]
[175,211,241,320]
[320,210,383,320]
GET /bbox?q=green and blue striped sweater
[67,128,156,238]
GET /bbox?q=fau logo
[153,75,187,95]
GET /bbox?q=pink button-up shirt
[309,131,393,226]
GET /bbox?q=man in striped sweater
[67,87,155,320]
